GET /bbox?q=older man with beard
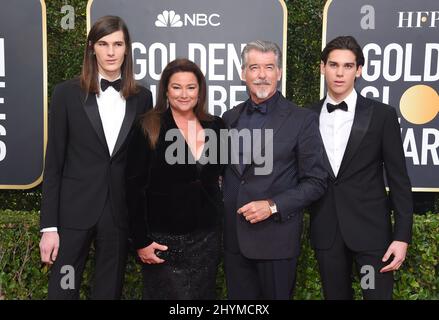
[221,40,327,299]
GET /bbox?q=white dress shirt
[41,74,126,233]
[319,89,357,177]
[96,74,126,156]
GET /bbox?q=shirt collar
[248,90,280,114]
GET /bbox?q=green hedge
[296,213,439,300]
[1,210,437,300]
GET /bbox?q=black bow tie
[247,103,267,115]
[100,78,122,92]
[327,101,348,113]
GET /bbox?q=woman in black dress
[126,58,224,299]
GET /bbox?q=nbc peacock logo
[155,10,183,27]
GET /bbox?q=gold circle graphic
[399,85,439,125]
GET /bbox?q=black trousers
[314,224,394,300]
[224,250,298,300]
[48,199,128,300]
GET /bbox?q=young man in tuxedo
[39,16,152,299]
[309,36,413,299]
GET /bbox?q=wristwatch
[267,199,278,216]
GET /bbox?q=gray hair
[241,40,282,70]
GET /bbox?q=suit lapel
[337,94,373,177]
[242,95,290,178]
[322,144,336,180]
[226,103,246,177]
[111,95,137,157]
[311,99,336,180]
[83,92,110,155]
[261,95,290,137]
[228,103,246,129]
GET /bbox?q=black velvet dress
[126,108,225,299]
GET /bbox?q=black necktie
[327,101,348,113]
[247,103,267,115]
[100,78,122,92]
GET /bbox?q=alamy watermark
[360,265,375,290]
[164,121,274,175]
[60,265,75,290]
[61,4,75,30]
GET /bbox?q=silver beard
[253,79,272,100]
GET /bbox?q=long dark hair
[80,15,138,98]
[142,58,212,148]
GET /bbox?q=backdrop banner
[0,0,47,189]
[88,0,287,116]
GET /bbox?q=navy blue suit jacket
[222,93,327,259]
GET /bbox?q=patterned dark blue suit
[222,91,327,299]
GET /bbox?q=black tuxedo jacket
[222,93,327,259]
[309,94,413,251]
[40,78,152,230]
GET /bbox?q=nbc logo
[155,10,183,27]
[155,10,221,28]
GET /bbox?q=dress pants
[314,223,394,300]
[47,198,128,300]
[224,250,298,300]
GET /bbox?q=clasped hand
[237,200,272,224]
[137,242,168,264]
